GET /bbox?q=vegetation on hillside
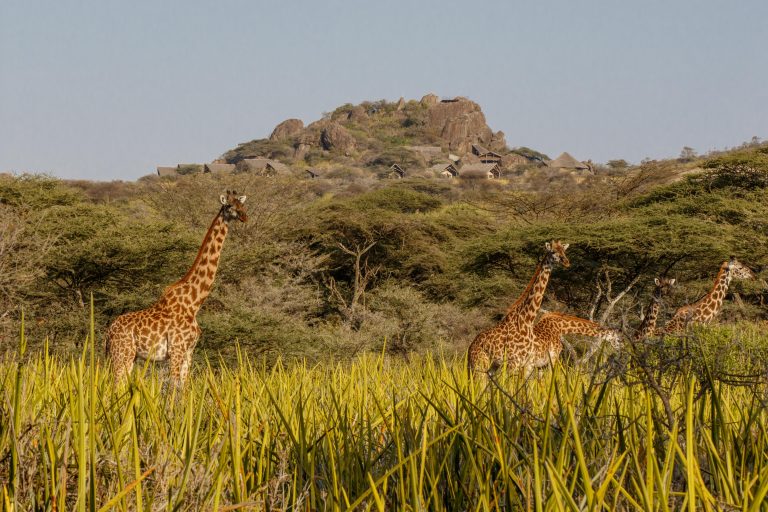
[221,96,508,178]
[1,105,767,508]
[1,144,767,362]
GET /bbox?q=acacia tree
[679,146,697,162]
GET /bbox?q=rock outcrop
[223,93,516,166]
[420,93,440,107]
[490,131,507,151]
[426,98,493,154]
[269,119,304,141]
[347,105,368,123]
[320,122,356,153]
[292,132,318,160]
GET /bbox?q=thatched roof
[176,164,204,175]
[429,163,458,177]
[237,158,288,175]
[548,152,589,170]
[479,151,502,164]
[305,169,320,178]
[156,166,177,177]
[204,163,235,174]
[389,164,405,178]
[266,161,289,173]
[459,163,501,179]
[238,157,271,171]
[471,144,490,156]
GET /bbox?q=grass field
[2,322,768,511]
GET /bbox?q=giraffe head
[544,240,570,268]
[219,190,248,223]
[652,277,676,301]
[726,257,755,280]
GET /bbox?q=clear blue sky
[2,0,766,181]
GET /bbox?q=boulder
[293,132,318,160]
[425,98,493,154]
[490,130,507,151]
[269,119,304,141]
[320,122,356,153]
[420,93,440,107]
[347,105,368,123]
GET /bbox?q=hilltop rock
[222,94,517,168]
[420,93,440,107]
[427,98,493,154]
[269,118,304,141]
[320,122,356,153]
[491,131,507,151]
[347,105,368,123]
[293,132,317,160]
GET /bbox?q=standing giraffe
[530,312,622,371]
[467,240,570,374]
[634,277,676,340]
[106,191,247,385]
[663,257,754,334]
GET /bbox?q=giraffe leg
[469,350,491,376]
[170,331,198,387]
[169,344,184,387]
[178,350,193,386]
[109,334,136,383]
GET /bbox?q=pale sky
[1,0,766,181]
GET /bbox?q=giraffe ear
[219,194,227,205]
[669,278,676,286]
[238,195,247,204]
[561,243,569,250]
[545,242,552,251]
[654,278,660,286]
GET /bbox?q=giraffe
[467,240,570,374]
[530,312,622,371]
[634,277,676,340]
[662,257,755,334]
[106,191,247,385]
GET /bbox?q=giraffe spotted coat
[467,240,570,374]
[634,277,676,340]
[531,312,622,370]
[663,257,754,334]
[106,191,247,385]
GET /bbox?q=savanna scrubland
[2,142,768,509]
[2,143,767,359]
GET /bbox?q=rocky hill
[219,94,548,177]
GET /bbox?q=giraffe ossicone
[105,190,247,385]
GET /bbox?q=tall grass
[1,326,768,510]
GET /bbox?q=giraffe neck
[165,209,229,313]
[539,314,602,337]
[516,262,553,325]
[636,293,662,339]
[697,263,731,317]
